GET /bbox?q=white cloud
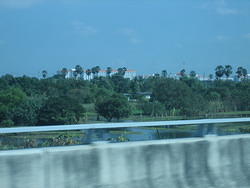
[120,28,136,36]
[200,0,239,15]
[216,35,229,41]
[129,38,142,44]
[72,21,97,36]
[0,0,43,8]
[216,7,238,15]
[119,27,142,45]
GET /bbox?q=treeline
[0,70,250,127]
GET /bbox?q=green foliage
[232,81,250,111]
[95,94,131,121]
[161,70,167,78]
[42,134,80,147]
[111,74,130,93]
[106,67,113,77]
[215,65,224,79]
[37,96,85,125]
[11,95,46,126]
[107,135,129,142]
[0,68,249,127]
[189,71,196,78]
[75,65,84,79]
[152,78,206,115]
[138,101,166,116]
[180,69,186,77]
[0,119,14,127]
[0,87,27,124]
[224,65,232,78]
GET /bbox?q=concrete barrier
[0,135,250,188]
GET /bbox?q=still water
[0,123,250,150]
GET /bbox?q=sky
[0,0,250,77]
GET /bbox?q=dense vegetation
[0,66,250,127]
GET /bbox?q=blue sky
[0,0,250,77]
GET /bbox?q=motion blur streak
[0,134,250,188]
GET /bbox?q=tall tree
[224,65,232,79]
[161,70,167,78]
[189,71,196,78]
[95,94,131,121]
[0,88,27,125]
[117,67,127,77]
[38,96,85,125]
[180,69,186,78]
[91,67,96,77]
[73,71,78,79]
[152,79,205,115]
[215,65,224,79]
[95,66,101,77]
[236,67,244,79]
[209,74,213,80]
[154,73,160,78]
[75,65,84,79]
[117,68,123,76]
[61,68,68,79]
[122,67,127,76]
[42,70,47,79]
[86,69,91,80]
[106,67,113,77]
[242,68,248,79]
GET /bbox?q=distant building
[65,69,76,79]
[62,69,136,80]
[123,92,152,101]
[98,69,136,80]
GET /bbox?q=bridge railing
[0,118,250,150]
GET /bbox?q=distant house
[63,69,136,80]
[136,92,152,100]
[98,69,136,80]
[123,92,152,101]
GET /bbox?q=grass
[0,131,84,139]
[214,122,250,132]
[216,111,250,115]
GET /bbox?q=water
[1,122,250,150]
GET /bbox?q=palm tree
[73,71,78,79]
[189,70,196,78]
[224,65,232,79]
[161,70,167,78]
[209,74,213,80]
[42,70,47,79]
[180,69,186,77]
[236,67,244,78]
[95,66,101,77]
[122,67,127,76]
[91,67,96,77]
[215,65,224,79]
[106,67,112,77]
[116,67,127,77]
[61,68,68,79]
[75,65,84,79]
[117,67,123,76]
[154,73,160,78]
[243,68,248,79]
[86,69,91,80]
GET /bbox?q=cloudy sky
[0,0,250,77]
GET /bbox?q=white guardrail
[0,118,250,134]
